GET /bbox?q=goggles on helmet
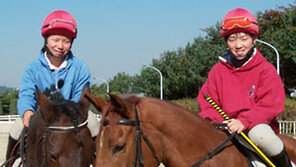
[42,19,77,33]
[221,17,257,30]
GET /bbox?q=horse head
[87,93,259,167]
[86,93,164,167]
[26,83,95,167]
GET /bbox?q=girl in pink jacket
[197,8,292,167]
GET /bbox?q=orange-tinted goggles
[221,17,257,30]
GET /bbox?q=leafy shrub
[172,98,296,121]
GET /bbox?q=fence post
[279,121,282,134]
[294,121,296,135]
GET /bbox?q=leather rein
[103,106,236,167]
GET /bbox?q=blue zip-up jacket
[17,52,91,117]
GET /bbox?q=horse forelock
[52,100,84,126]
[39,90,83,125]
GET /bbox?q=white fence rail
[279,120,296,136]
[0,115,295,136]
[0,115,20,124]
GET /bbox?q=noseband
[39,120,88,167]
[103,106,161,167]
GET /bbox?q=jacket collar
[38,51,74,70]
[44,52,68,70]
[219,48,263,71]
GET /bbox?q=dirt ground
[0,123,12,164]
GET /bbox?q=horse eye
[113,144,126,154]
[49,152,58,163]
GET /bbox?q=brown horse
[25,84,95,167]
[86,93,296,167]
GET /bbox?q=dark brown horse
[25,84,95,167]
[86,93,296,167]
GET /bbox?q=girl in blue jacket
[6,10,99,164]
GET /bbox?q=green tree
[0,89,19,115]
[92,72,143,96]
[256,5,296,88]
[137,24,225,100]
[95,4,296,100]
[0,103,3,115]
[109,72,135,94]
[9,98,18,115]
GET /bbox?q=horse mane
[117,94,141,104]
[141,97,203,119]
[137,97,223,137]
[48,91,85,126]
[39,82,84,124]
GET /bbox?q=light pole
[256,39,280,75]
[143,65,163,100]
[93,77,109,93]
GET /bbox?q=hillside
[0,86,13,93]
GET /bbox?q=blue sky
[0,0,293,88]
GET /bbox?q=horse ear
[35,85,53,123]
[84,93,108,114]
[109,94,131,119]
[79,82,91,113]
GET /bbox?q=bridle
[39,120,88,167]
[102,106,237,167]
[103,106,161,167]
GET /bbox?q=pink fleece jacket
[197,49,285,133]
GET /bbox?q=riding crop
[204,95,276,167]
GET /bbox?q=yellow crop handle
[204,95,276,167]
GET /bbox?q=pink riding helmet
[41,10,77,39]
[221,8,259,38]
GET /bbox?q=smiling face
[46,34,72,57]
[226,32,256,60]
